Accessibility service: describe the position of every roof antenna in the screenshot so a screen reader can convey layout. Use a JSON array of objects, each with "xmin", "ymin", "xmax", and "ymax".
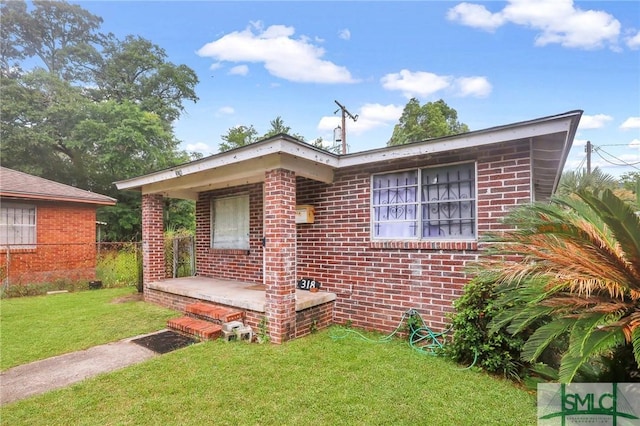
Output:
[{"xmin": 334, "ymin": 100, "xmax": 358, "ymax": 154}]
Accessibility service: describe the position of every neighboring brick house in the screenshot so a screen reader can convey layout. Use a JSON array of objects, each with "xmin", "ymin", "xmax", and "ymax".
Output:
[
  {"xmin": 0, "ymin": 167, "xmax": 116, "ymax": 286},
  {"xmin": 116, "ymin": 110, "xmax": 582, "ymax": 343}
]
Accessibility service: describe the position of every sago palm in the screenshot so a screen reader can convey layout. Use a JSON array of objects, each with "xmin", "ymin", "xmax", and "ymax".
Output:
[{"xmin": 484, "ymin": 187, "xmax": 640, "ymax": 382}]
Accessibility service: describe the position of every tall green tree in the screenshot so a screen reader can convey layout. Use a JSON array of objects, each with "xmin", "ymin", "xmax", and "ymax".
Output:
[
  {"xmin": 0, "ymin": 0, "xmax": 199, "ymax": 240},
  {"xmin": 219, "ymin": 125, "xmax": 258, "ymax": 152},
  {"xmin": 387, "ymin": 98, "xmax": 469, "ymax": 146},
  {"xmin": 92, "ymin": 35, "xmax": 198, "ymax": 123},
  {"xmin": 0, "ymin": 0, "xmax": 103, "ymax": 81},
  {"xmin": 220, "ymin": 117, "xmax": 311, "ymax": 152}
]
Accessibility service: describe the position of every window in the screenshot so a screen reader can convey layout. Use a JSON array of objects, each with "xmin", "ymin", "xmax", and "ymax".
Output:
[
  {"xmin": 0, "ymin": 202, "xmax": 36, "ymax": 247},
  {"xmin": 372, "ymin": 163, "xmax": 476, "ymax": 240},
  {"xmin": 211, "ymin": 194, "xmax": 249, "ymax": 249}
]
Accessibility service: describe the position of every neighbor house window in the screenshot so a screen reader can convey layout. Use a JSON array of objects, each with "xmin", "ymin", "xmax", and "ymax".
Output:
[
  {"xmin": 372, "ymin": 163, "xmax": 476, "ymax": 240},
  {"xmin": 211, "ymin": 194, "xmax": 249, "ymax": 249},
  {"xmin": 0, "ymin": 202, "xmax": 36, "ymax": 247}
]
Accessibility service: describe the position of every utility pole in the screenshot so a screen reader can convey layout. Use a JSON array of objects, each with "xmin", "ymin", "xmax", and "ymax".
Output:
[
  {"xmin": 585, "ymin": 140, "xmax": 592, "ymax": 174},
  {"xmin": 334, "ymin": 100, "xmax": 358, "ymax": 154}
]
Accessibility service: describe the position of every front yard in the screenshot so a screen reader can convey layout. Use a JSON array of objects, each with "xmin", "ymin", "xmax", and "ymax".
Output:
[{"xmin": 0, "ymin": 288, "xmax": 537, "ymax": 425}]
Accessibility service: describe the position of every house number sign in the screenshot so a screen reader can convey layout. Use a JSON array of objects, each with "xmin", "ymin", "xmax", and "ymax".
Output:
[{"xmin": 297, "ymin": 278, "xmax": 320, "ymax": 291}]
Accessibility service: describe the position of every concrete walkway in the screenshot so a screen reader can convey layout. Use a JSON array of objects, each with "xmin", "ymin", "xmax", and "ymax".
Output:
[{"xmin": 0, "ymin": 332, "xmax": 162, "ymax": 406}]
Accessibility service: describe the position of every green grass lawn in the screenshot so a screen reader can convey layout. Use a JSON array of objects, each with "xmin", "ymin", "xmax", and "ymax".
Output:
[
  {"xmin": 1, "ymin": 289, "xmax": 537, "ymax": 425},
  {"xmin": 0, "ymin": 287, "xmax": 179, "ymax": 370}
]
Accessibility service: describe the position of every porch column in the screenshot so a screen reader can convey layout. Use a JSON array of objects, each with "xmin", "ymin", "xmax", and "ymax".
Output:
[
  {"xmin": 264, "ymin": 169, "xmax": 297, "ymax": 344},
  {"xmin": 141, "ymin": 193, "xmax": 165, "ymax": 288}
]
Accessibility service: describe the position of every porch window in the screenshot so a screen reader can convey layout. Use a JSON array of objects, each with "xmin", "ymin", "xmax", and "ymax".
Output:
[
  {"xmin": 372, "ymin": 163, "xmax": 476, "ymax": 240},
  {"xmin": 0, "ymin": 202, "xmax": 36, "ymax": 247},
  {"xmin": 211, "ymin": 194, "xmax": 249, "ymax": 250}
]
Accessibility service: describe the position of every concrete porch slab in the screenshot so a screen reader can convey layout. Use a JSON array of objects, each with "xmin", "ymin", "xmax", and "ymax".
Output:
[{"xmin": 147, "ymin": 276, "xmax": 336, "ymax": 313}]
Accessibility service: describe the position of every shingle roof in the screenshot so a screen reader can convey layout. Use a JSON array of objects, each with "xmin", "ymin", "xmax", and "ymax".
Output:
[{"xmin": 0, "ymin": 167, "xmax": 116, "ymax": 206}]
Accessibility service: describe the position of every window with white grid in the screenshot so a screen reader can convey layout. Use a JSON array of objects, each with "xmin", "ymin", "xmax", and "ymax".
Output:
[
  {"xmin": 372, "ymin": 163, "xmax": 476, "ymax": 240},
  {"xmin": 0, "ymin": 203, "xmax": 36, "ymax": 247}
]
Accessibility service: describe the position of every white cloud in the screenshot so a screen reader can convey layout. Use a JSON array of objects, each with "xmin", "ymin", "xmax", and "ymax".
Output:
[
  {"xmin": 448, "ymin": 0, "xmax": 622, "ymax": 50},
  {"xmin": 578, "ymin": 114, "xmax": 613, "ymax": 129},
  {"xmin": 229, "ymin": 65, "xmax": 249, "ymax": 76},
  {"xmin": 197, "ymin": 21, "xmax": 357, "ymax": 84},
  {"xmin": 627, "ymin": 30, "xmax": 640, "ymax": 49},
  {"xmin": 620, "ymin": 116, "xmax": 640, "ymax": 130},
  {"xmin": 217, "ymin": 106, "xmax": 235, "ymax": 115},
  {"xmin": 381, "ymin": 70, "xmax": 452, "ymax": 98},
  {"xmin": 338, "ymin": 29, "xmax": 351, "ymax": 40},
  {"xmin": 381, "ymin": 69, "xmax": 492, "ymax": 98},
  {"xmin": 454, "ymin": 76, "xmax": 492, "ymax": 97},
  {"xmin": 572, "ymin": 138, "xmax": 588, "ymax": 147},
  {"xmin": 186, "ymin": 142, "xmax": 213, "ymax": 154},
  {"xmin": 317, "ymin": 103, "xmax": 403, "ymax": 136},
  {"xmin": 446, "ymin": 3, "xmax": 505, "ymax": 32},
  {"xmin": 209, "ymin": 62, "xmax": 223, "ymax": 71},
  {"xmin": 630, "ymin": 138, "xmax": 640, "ymax": 150}
]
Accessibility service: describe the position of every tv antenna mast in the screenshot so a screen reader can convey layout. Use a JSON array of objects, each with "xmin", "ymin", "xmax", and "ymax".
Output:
[{"xmin": 334, "ymin": 100, "xmax": 358, "ymax": 154}]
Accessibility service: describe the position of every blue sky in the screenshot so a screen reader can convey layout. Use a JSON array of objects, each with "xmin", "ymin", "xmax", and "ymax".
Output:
[{"xmin": 79, "ymin": 1, "xmax": 639, "ymax": 177}]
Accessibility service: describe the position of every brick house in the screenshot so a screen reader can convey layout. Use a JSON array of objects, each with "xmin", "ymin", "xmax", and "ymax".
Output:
[
  {"xmin": 0, "ymin": 167, "xmax": 116, "ymax": 286},
  {"xmin": 116, "ymin": 110, "xmax": 582, "ymax": 343}
]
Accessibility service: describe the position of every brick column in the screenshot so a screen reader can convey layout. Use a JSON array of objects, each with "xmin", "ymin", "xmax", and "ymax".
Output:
[
  {"xmin": 142, "ymin": 193, "xmax": 165, "ymax": 287},
  {"xmin": 264, "ymin": 169, "xmax": 297, "ymax": 344}
]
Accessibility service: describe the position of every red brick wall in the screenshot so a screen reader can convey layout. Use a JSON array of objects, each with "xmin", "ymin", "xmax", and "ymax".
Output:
[
  {"xmin": 296, "ymin": 141, "xmax": 532, "ymax": 332},
  {"xmin": 191, "ymin": 140, "xmax": 532, "ymax": 335},
  {"xmin": 142, "ymin": 194, "xmax": 165, "ymax": 285},
  {"xmin": 195, "ymin": 184, "xmax": 264, "ymax": 283},
  {"xmin": 263, "ymin": 169, "xmax": 297, "ymax": 343},
  {"xmin": 0, "ymin": 201, "xmax": 98, "ymax": 285}
]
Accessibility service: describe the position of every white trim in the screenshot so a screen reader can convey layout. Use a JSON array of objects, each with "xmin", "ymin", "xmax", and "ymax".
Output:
[{"xmin": 114, "ymin": 111, "xmax": 582, "ymax": 203}]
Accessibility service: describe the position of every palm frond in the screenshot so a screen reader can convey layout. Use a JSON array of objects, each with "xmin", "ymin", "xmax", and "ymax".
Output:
[
  {"xmin": 521, "ymin": 318, "xmax": 574, "ymax": 362},
  {"xmin": 558, "ymin": 328, "xmax": 625, "ymax": 382},
  {"xmin": 632, "ymin": 326, "xmax": 640, "ymax": 367},
  {"xmin": 576, "ymin": 189, "xmax": 640, "ymax": 282}
]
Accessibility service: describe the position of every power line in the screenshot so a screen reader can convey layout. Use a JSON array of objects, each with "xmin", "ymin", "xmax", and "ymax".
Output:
[{"xmin": 593, "ymin": 146, "xmax": 640, "ymax": 171}]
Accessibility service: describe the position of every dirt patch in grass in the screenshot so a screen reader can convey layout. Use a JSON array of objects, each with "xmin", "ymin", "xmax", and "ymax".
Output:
[
  {"xmin": 110, "ymin": 293, "xmax": 144, "ymax": 304},
  {"xmin": 132, "ymin": 330, "xmax": 197, "ymax": 354}
]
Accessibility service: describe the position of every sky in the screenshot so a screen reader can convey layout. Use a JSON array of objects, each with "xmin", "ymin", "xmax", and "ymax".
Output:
[{"xmin": 77, "ymin": 0, "xmax": 639, "ymax": 178}]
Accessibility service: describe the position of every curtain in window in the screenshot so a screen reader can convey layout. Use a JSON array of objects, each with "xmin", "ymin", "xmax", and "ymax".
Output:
[
  {"xmin": 421, "ymin": 164, "xmax": 475, "ymax": 238},
  {"xmin": 372, "ymin": 171, "xmax": 418, "ymax": 238},
  {"xmin": 212, "ymin": 195, "xmax": 249, "ymax": 249},
  {"xmin": 0, "ymin": 204, "xmax": 36, "ymax": 246}
]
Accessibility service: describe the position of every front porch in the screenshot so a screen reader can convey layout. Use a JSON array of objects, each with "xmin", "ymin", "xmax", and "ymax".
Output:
[{"xmin": 145, "ymin": 276, "xmax": 337, "ymax": 340}]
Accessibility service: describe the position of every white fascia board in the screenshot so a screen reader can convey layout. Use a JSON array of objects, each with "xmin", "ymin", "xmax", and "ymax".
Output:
[
  {"xmin": 115, "ymin": 138, "xmax": 338, "ymax": 191},
  {"xmin": 337, "ymin": 111, "xmax": 581, "ymax": 169}
]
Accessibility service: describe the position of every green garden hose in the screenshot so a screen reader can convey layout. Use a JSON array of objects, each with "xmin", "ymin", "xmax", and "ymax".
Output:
[{"xmin": 329, "ymin": 308, "xmax": 478, "ymax": 369}]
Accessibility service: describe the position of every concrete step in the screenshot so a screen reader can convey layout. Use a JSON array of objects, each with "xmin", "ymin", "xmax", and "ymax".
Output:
[
  {"xmin": 167, "ymin": 317, "xmax": 222, "ymax": 340},
  {"xmin": 185, "ymin": 302, "xmax": 244, "ymax": 323}
]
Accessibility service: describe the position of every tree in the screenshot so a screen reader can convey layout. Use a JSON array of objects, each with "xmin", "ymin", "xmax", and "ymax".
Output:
[
  {"xmin": 483, "ymin": 189, "xmax": 640, "ymax": 382},
  {"xmin": 1, "ymin": 0, "xmax": 103, "ymax": 81},
  {"xmin": 92, "ymin": 35, "xmax": 198, "ymax": 123},
  {"xmin": 219, "ymin": 125, "xmax": 258, "ymax": 152},
  {"xmin": 557, "ymin": 167, "xmax": 618, "ymax": 196},
  {"xmin": 387, "ymin": 98, "xmax": 469, "ymax": 146},
  {"xmin": 0, "ymin": 0, "xmax": 200, "ymax": 240}
]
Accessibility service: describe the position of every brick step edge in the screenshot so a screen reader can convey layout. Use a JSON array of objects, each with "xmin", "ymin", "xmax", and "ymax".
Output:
[
  {"xmin": 167, "ymin": 316, "xmax": 223, "ymax": 340},
  {"xmin": 185, "ymin": 302, "xmax": 244, "ymax": 323}
]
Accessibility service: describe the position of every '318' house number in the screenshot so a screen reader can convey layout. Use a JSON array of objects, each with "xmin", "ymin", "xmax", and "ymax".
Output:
[{"xmin": 297, "ymin": 278, "xmax": 320, "ymax": 291}]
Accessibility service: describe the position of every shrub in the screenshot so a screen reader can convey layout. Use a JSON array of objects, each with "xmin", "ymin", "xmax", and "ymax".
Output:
[
  {"xmin": 444, "ymin": 273, "xmax": 529, "ymax": 380},
  {"xmin": 0, "ymin": 279, "xmax": 90, "ymax": 298},
  {"xmin": 96, "ymin": 244, "xmax": 140, "ymax": 288}
]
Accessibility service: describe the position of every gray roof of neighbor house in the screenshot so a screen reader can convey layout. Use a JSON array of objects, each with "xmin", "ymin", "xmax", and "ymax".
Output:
[
  {"xmin": 115, "ymin": 110, "xmax": 583, "ymax": 202},
  {"xmin": 0, "ymin": 167, "xmax": 117, "ymax": 206}
]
